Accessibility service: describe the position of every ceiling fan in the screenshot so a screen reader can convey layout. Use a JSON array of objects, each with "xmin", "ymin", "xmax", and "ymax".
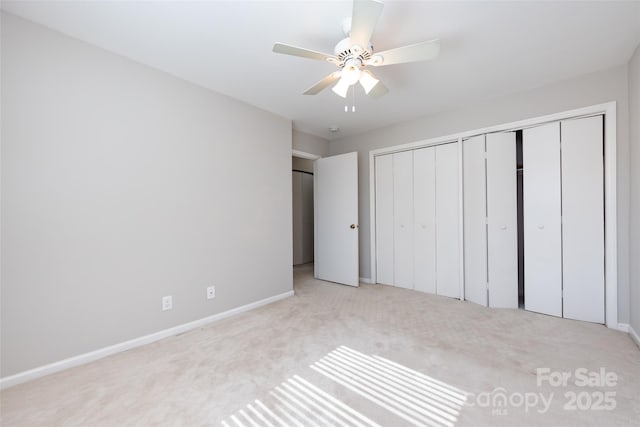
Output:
[{"xmin": 272, "ymin": 0, "xmax": 440, "ymax": 99}]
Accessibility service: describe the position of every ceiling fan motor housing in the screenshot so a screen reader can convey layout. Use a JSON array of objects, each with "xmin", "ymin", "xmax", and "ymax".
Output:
[{"xmin": 333, "ymin": 37, "xmax": 373, "ymax": 68}]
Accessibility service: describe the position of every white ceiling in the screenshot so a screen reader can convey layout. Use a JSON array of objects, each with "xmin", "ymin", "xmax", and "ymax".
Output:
[{"xmin": 3, "ymin": 1, "xmax": 640, "ymax": 140}]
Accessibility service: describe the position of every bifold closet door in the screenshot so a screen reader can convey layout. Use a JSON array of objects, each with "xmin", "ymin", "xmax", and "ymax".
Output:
[
  {"xmin": 486, "ymin": 132, "xmax": 518, "ymax": 308},
  {"xmin": 393, "ymin": 151, "xmax": 414, "ymax": 289},
  {"xmin": 561, "ymin": 116, "xmax": 604, "ymax": 323},
  {"xmin": 413, "ymin": 147, "xmax": 436, "ymax": 294},
  {"xmin": 523, "ymin": 122, "xmax": 562, "ymax": 317},
  {"xmin": 375, "ymin": 154, "xmax": 394, "ymax": 285},
  {"xmin": 435, "ymin": 143, "xmax": 460, "ymax": 298},
  {"xmin": 463, "ymin": 135, "xmax": 488, "ymax": 306}
]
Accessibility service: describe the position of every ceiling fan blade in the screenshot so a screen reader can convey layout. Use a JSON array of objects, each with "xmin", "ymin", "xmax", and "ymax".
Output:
[
  {"xmin": 349, "ymin": 0, "xmax": 384, "ymax": 51},
  {"xmin": 369, "ymin": 39, "xmax": 440, "ymax": 66},
  {"xmin": 368, "ymin": 79, "xmax": 388, "ymax": 99},
  {"xmin": 273, "ymin": 43, "xmax": 336, "ymax": 62},
  {"xmin": 303, "ymin": 72, "xmax": 342, "ymax": 95}
]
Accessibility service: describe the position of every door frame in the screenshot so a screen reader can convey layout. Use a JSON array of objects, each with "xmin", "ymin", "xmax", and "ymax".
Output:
[
  {"xmin": 292, "ymin": 149, "xmax": 321, "ymax": 161},
  {"xmin": 368, "ymin": 101, "xmax": 618, "ymax": 329},
  {"xmin": 291, "ymin": 149, "xmax": 321, "ymax": 269}
]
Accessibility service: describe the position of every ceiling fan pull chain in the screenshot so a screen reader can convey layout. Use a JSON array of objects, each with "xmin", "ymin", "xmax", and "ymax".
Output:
[{"xmin": 352, "ymin": 85, "xmax": 356, "ymax": 112}]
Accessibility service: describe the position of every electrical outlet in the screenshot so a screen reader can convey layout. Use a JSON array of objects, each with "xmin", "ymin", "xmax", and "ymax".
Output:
[
  {"xmin": 207, "ymin": 286, "xmax": 215, "ymax": 300},
  {"xmin": 162, "ymin": 296, "xmax": 172, "ymax": 311}
]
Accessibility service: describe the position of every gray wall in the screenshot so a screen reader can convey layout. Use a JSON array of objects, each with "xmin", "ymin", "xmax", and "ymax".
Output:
[
  {"xmin": 629, "ymin": 44, "xmax": 640, "ymax": 336},
  {"xmin": 329, "ymin": 65, "xmax": 631, "ymax": 324},
  {"xmin": 1, "ymin": 13, "xmax": 292, "ymax": 377},
  {"xmin": 292, "ymin": 129, "xmax": 329, "ymax": 158}
]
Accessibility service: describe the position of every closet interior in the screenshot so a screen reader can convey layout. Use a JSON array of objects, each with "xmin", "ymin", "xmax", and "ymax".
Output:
[
  {"xmin": 292, "ymin": 166, "xmax": 314, "ymax": 266},
  {"xmin": 373, "ymin": 114, "xmax": 606, "ymax": 324}
]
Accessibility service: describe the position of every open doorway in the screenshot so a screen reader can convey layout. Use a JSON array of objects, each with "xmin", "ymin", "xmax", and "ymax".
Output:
[{"xmin": 292, "ymin": 155, "xmax": 315, "ymax": 268}]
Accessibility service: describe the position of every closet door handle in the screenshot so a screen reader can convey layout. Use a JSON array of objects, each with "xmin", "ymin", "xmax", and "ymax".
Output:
[
  {"xmin": 537, "ymin": 224, "xmax": 545, "ymax": 230},
  {"xmin": 500, "ymin": 225, "xmax": 507, "ymax": 230},
  {"xmin": 350, "ymin": 224, "xmax": 358, "ymax": 229}
]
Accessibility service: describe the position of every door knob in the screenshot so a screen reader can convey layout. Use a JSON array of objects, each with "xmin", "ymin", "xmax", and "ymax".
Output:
[{"xmin": 350, "ymin": 224, "xmax": 358, "ymax": 229}]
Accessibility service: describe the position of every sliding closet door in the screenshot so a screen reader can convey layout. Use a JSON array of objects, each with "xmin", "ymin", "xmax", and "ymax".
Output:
[
  {"xmin": 486, "ymin": 132, "xmax": 518, "ymax": 309},
  {"xmin": 393, "ymin": 151, "xmax": 414, "ymax": 289},
  {"xmin": 523, "ymin": 122, "xmax": 562, "ymax": 317},
  {"xmin": 375, "ymin": 154, "xmax": 394, "ymax": 285},
  {"xmin": 435, "ymin": 143, "xmax": 460, "ymax": 298},
  {"xmin": 463, "ymin": 135, "xmax": 488, "ymax": 306},
  {"xmin": 413, "ymin": 147, "xmax": 436, "ymax": 294},
  {"xmin": 561, "ymin": 116, "xmax": 605, "ymax": 323}
]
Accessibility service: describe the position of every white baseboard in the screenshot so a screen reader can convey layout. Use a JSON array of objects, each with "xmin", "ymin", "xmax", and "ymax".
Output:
[
  {"xmin": 629, "ymin": 325, "xmax": 640, "ymax": 349},
  {"xmin": 359, "ymin": 277, "xmax": 374, "ymax": 284},
  {"xmin": 0, "ymin": 290, "xmax": 294, "ymax": 390},
  {"xmin": 617, "ymin": 323, "xmax": 629, "ymax": 333}
]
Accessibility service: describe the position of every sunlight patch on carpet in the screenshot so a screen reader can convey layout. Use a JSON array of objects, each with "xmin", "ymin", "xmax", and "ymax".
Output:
[{"xmin": 221, "ymin": 346, "xmax": 468, "ymax": 427}]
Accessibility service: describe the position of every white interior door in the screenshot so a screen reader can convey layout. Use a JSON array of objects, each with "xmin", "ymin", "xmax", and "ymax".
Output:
[
  {"xmin": 393, "ymin": 151, "xmax": 414, "ymax": 289},
  {"xmin": 463, "ymin": 135, "xmax": 488, "ymax": 306},
  {"xmin": 523, "ymin": 122, "xmax": 562, "ymax": 317},
  {"xmin": 435, "ymin": 143, "xmax": 460, "ymax": 298},
  {"xmin": 314, "ymin": 152, "xmax": 359, "ymax": 286},
  {"xmin": 375, "ymin": 154, "xmax": 394, "ymax": 285},
  {"xmin": 413, "ymin": 147, "xmax": 437, "ymax": 294},
  {"xmin": 561, "ymin": 116, "xmax": 605, "ymax": 323},
  {"xmin": 486, "ymin": 132, "xmax": 518, "ymax": 309}
]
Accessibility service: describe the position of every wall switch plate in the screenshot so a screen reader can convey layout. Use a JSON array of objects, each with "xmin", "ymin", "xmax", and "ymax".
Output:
[
  {"xmin": 162, "ymin": 296, "xmax": 172, "ymax": 311},
  {"xmin": 207, "ymin": 286, "xmax": 215, "ymax": 300}
]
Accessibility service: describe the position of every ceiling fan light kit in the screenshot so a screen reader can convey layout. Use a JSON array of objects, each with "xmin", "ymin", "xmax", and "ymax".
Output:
[
  {"xmin": 359, "ymin": 70, "xmax": 379, "ymax": 95},
  {"xmin": 272, "ymin": 0, "xmax": 440, "ymax": 100}
]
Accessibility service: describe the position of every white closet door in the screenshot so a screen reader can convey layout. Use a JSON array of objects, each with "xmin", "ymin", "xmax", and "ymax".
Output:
[
  {"xmin": 463, "ymin": 135, "xmax": 488, "ymax": 306},
  {"xmin": 561, "ymin": 116, "xmax": 605, "ymax": 323},
  {"xmin": 413, "ymin": 147, "xmax": 436, "ymax": 294},
  {"xmin": 375, "ymin": 154, "xmax": 394, "ymax": 285},
  {"xmin": 523, "ymin": 122, "xmax": 562, "ymax": 317},
  {"xmin": 435, "ymin": 143, "xmax": 460, "ymax": 298},
  {"xmin": 393, "ymin": 151, "xmax": 414, "ymax": 289},
  {"xmin": 486, "ymin": 132, "xmax": 518, "ymax": 309}
]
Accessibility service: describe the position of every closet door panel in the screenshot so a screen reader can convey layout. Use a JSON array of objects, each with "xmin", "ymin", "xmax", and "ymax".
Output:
[
  {"xmin": 486, "ymin": 132, "xmax": 518, "ymax": 309},
  {"xmin": 523, "ymin": 122, "xmax": 562, "ymax": 317},
  {"xmin": 561, "ymin": 116, "xmax": 605, "ymax": 323},
  {"xmin": 413, "ymin": 147, "xmax": 436, "ymax": 294},
  {"xmin": 393, "ymin": 151, "xmax": 414, "ymax": 289},
  {"xmin": 435, "ymin": 143, "xmax": 460, "ymax": 298},
  {"xmin": 375, "ymin": 155, "xmax": 394, "ymax": 285},
  {"xmin": 463, "ymin": 135, "xmax": 488, "ymax": 306}
]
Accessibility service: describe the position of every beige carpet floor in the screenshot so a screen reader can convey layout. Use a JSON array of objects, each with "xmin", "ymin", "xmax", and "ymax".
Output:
[{"xmin": 1, "ymin": 263, "xmax": 639, "ymax": 426}]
